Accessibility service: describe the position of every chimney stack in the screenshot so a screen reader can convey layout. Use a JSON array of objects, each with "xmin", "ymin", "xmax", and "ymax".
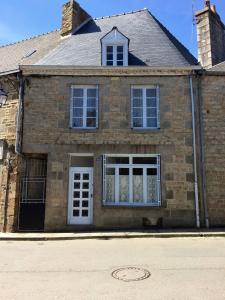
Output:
[
  {"xmin": 61, "ymin": 0, "xmax": 91, "ymax": 37},
  {"xmin": 205, "ymin": 0, "xmax": 210, "ymax": 8},
  {"xmin": 195, "ymin": 2, "xmax": 225, "ymax": 68}
]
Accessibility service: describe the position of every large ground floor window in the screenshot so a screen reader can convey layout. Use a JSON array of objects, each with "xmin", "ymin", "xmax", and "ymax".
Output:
[{"xmin": 103, "ymin": 154, "xmax": 161, "ymax": 207}]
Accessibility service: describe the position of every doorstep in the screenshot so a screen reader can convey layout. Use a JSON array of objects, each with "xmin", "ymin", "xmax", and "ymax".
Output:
[{"xmin": 0, "ymin": 229, "xmax": 225, "ymax": 241}]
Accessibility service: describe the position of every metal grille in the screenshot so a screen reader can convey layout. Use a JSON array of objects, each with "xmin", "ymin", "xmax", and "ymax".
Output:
[
  {"xmin": 21, "ymin": 158, "xmax": 47, "ymax": 204},
  {"xmin": 21, "ymin": 177, "xmax": 46, "ymax": 203}
]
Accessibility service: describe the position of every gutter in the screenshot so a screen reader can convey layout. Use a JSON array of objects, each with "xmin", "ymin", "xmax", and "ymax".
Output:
[
  {"xmin": 189, "ymin": 76, "xmax": 200, "ymax": 228},
  {"xmin": 20, "ymin": 65, "xmax": 202, "ymax": 72}
]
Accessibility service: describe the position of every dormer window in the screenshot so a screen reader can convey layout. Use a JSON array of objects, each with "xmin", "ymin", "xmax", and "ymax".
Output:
[
  {"xmin": 106, "ymin": 45, "xmax": 124, "ymax": 66},
  {"xmin": 101, "ymin": 27, "xmax": 129, "ymax": 66}
]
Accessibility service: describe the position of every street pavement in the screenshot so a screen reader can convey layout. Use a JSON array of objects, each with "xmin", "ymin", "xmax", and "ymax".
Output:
[{"xmin": 0, "ymin": 237, "xmax": 225, "ymax": 300}]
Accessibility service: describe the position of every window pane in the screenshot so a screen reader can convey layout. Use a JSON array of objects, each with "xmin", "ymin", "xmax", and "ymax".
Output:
[
  {"xmin": 73, "ymin": 89, "xmax": 83, "ymax": 97},
  {"xmin": 147, "ymin": 118, "xmax": 157, "ymax": 128},
  {"xmin": 87, "ymin": 108, "xmax": 96, "ymax": 118},
  {"xmin": 107, "ymin": 46, "xmax": 113, "ymax": 53},
  {"xmin": 117, "ymin": 53, "xmax": 123, "ymax": 60},
  {"xmin": 107, "ymin": 157, "xmax": 129, "ymax": 164},
  {"xmin": 106, "ymin": 168, "xmax": 115, "ymax": 202},
  {"xmin": 107, "ymin": 61, "xmax": 113, "ymax": 66},
  {"xmin": 107, "ymin": 54, "xmax": 113, "ymax": 60},
  {"xmin": 133, "ymin": 108, "xmax": 143, "ymax": 118},
  {"xmin": 87, "ymin": 98, "xmax": 96, "ymax": 107},
  {"xmin": 73, "ymin": 108, "xmax": 83, "ymax": 117},
  {"xmin": 72, "ymin": 118, "xmax": 83, "ymax": 127},
  {"xmin": 119, "ymin": 168, "xmax": 129, "ymax": 202},
  {"xmin": 133, "ymin": 118, "xmax": 143, "ymax": 128},
  {"xmin": 133, "ymin": 98, "xmax": 143, "ymax": 107},
  {"xmin": 87, "ymin": 89, "xmax": 97, "ymax": 98},
  {"xmin": 146, "ymin": 98, "xmax": 157, "ymax": 107},
  {"xmin": 133, "ymin": 168, "xmax": 143, "ymax": 202},
  {"xmin": 133, "ymin": 89, "xmax": 143, "ymax": 98},
  {"xmin": 147, "ymin": 168, "xmax": 158, "ymax": 204},
  {"xmin": 147, "ymin": 108, "xmax": 157, "ymax": 118},
  {"xmin": 133, "ymin": 157, "xmax": 157, "ymax": 165},
  {"xmin": 117, "ymin": 61, "xmax": 123, "ymax": 66},
  {"xmin": 146, "ymin": 89, "xmax": 157, "ymax": 97},
  {"xmin": 73, "ymin": 98, "xmax": 83, "ymax": 107},
  {"xmin": 86, "ymin": 118, "xmax": 96, "ymax": 128},
  {"xmin": 117, "ymin": 46, "xmax": 123, "ymax": 53}
]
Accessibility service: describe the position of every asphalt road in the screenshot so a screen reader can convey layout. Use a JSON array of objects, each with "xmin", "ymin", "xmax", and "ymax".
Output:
[{"xmin": 0, "ymin": 237, "xmax": 225, "ymax": 300}]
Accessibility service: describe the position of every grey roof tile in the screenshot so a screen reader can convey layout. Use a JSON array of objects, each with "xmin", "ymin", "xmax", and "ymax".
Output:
[
  {"xmin": 209, "ymin": 61, "xmax": 225, "ymax": 71},
  {"xmin": 0, "ymin": 30, "xmax": 61, "ymax": 74},
  {"xmin": 37, "ymin": 10, "xmax": 197, "ymax": 67}
]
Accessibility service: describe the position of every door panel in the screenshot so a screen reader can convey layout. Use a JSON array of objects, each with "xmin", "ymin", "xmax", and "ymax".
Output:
[{"xmin": 69, "ymin": 168, "xmax": 93, "ymax": 225}]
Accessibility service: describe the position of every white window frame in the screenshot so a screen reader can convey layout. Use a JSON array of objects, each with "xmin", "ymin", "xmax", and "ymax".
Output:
[
  {"xmin": 103, "ymin": 154, "xmax": 161, "ymax": 207},
  {"xmin": 131, "ymin": 85, "xmax": 160, "ymax": 129},
  {"xmin": 70, "ymin": 85, "xmax": 98, "ymax": 129},
  {"xmin": 104, "ymin": 44, "xmax": 127, "ymax": 66}
]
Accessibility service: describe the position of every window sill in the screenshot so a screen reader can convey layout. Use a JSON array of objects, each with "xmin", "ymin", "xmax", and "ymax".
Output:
[
  {"xmin": 132, "ymin": 128, "xmax": 160, "ymax": 131},
  {"xmin": 69, "ymin": 127, "xmax": 98, "ymax": 133},
  {"xmin": 102, "ymin": 203, "xmax": 161, "ymax": 208}
]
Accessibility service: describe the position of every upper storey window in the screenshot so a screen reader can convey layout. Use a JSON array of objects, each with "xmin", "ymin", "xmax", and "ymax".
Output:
[{"xmin": 101, "ymin": 27, "xmax": 129, "ymax": 66}]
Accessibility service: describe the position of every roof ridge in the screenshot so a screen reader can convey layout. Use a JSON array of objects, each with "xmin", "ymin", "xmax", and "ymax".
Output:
[
  {"xmin": 0, "ymin": 29, "xmax": 59, "ymax": 49},
  {"xmin": 94, "ymin": 8, "xmax": 148, "ymax": 20}
]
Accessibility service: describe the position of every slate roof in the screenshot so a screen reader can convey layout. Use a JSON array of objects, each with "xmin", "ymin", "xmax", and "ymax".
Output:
[
  {"xmin": 0, "ymin": 30, "xmax": 61, "ymax": 75},
  {"xmin": 209, "ymin": 61, "xmax": 225, "ymax": 71},
  {"xmin": 37, "ymin": 9, "xmax": 198, "ymax": 67}
]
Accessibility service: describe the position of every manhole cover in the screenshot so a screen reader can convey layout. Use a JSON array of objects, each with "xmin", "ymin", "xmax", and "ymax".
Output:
[{"xmin": 112, "ymin": 267, "xmax": 151, "ymax": 282}]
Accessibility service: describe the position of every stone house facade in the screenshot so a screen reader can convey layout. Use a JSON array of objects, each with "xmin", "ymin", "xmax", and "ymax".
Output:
[{"xmin": 0, "ymin": 0, "xmax": 225, "ymax": 231}]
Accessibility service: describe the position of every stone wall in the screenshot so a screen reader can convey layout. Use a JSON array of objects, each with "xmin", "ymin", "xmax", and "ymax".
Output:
[
  {"xmin": 0, "ymin": 76, "xmax": 20, "ymax": 232},
  {"xmin": 22, "ymin": 75, "xmax": 197, "ymax": 230},
  {"xmin": 201, "ymin": 74, "xmax": 225, "ymax": 226}
]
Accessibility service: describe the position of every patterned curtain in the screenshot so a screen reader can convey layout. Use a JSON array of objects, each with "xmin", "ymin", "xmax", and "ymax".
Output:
[
  {"xmin": 147, "ymin": 175, "xmax": 157, "ymax": 204},
  {"xmin": 106, "ymin": 175, "xmax": 115, "ymax": 202},
  {"xmin": 119, "ymin": 175, "xmax": 129, "ymax": 202},
  {"xmin": 133, "ymin": 175, "xmax": 143, "ymax": 202}
]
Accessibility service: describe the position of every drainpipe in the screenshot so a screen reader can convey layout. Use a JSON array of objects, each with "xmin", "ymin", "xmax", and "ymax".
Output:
[
  {"xmin": 189, "ymin": 76, "xmax": 200, "ymax": 228},
  {"xmin": 15, "ymin": 74, "xmax": 24, "ymax": 155}
]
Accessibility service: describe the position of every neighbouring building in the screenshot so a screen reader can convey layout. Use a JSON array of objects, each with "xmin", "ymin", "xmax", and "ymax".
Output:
[{"xmin": 0, "ymin": 0, "xmax": 225, "ymax": 232}]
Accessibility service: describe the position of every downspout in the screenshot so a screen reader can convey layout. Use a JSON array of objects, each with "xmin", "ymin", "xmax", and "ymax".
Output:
[
  {"xmin": 189, "ymin": 75, "xmax": 200, "ymax": 228},
  {"xmin": 197, "ymin": 73, "xmax": 210, "ymax": 228}
]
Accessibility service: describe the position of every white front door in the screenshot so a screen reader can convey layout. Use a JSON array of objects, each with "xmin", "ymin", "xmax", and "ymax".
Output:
[{"xmin": 68, "ymin": 167, "xmax": 93, "ymax": 225}]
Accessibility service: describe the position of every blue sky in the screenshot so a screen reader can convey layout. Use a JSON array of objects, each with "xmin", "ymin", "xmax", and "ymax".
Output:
[{"xmin": 0, "ymin": 0, "xmax": 224, "ymax": 57}]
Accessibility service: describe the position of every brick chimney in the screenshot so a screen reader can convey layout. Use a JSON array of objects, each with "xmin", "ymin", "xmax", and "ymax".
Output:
[
  {"xmin": 195, "ymin": 1, "xmax": 225, "ymax": 68},
  {"xmin": 61, "ymin": 0, "xmax": 91, "ymax": 37}
]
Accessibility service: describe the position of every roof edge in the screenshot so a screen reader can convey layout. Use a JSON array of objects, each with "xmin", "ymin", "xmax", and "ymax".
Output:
[
  {"xmin": 0, "ymin": 69, "xmax": 20, "ymax": 76},
  {"xmin": 20, "ymin": 65, "xmax": 202, "ymax": 76}
]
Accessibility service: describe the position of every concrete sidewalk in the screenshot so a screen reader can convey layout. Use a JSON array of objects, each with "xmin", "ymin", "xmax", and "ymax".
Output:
[{"xmin": 0, "ymin": 229, "xmax": 225, "ymax": 241}]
